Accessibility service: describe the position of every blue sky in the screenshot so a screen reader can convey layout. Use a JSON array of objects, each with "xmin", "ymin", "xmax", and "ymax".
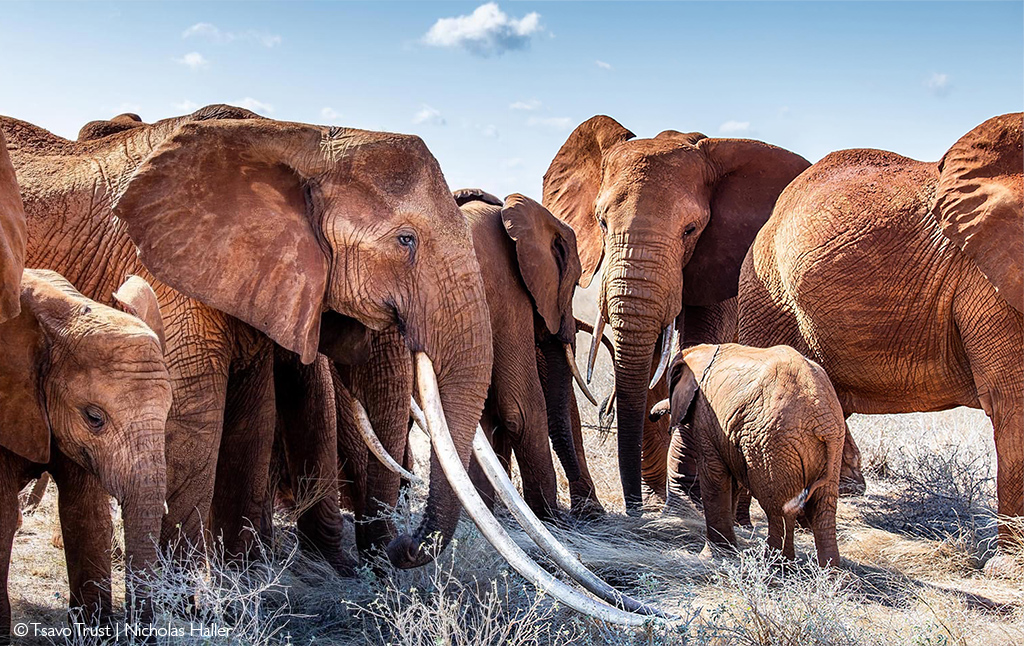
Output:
[{"xmin": 2, "ymin": 2, "xmax": 1020, "ymax": 199}]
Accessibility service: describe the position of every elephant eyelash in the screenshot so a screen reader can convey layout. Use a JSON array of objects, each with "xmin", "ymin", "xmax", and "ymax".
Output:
[
  {"xmin": 82, "ymin": 405, "xmax": 107, "ymax": 433},
  {"xmin": 683, "ymin": 224, "xmax": 697, "ymax": 237}
]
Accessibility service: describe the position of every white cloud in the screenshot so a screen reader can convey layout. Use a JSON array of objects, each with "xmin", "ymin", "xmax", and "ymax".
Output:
[
  {"xmin": 526, "ymin": 116, "xmax": 573, "ymax": 130},
  {"xmin": 413, "ymin": 105, "xmax": 445, "ymax": 126},
  {"xmin": 480, "ymin": 124, "xmax": 499, "ymax": 138},
  {"xmin": 423, "ymin": 3, "xmax": 543, "ymax": 57},
  {"xmin": 173, "ymin": 99, "xmax": 200, "ymax": 112},
  {"xmin": 509, "ymin": 99, "xmax": 541, "ymax": 111},
  {"xmin": 320, "ymin": 107, "xmax": 343, "ymax": 123},
  {"xmin": 183, "ymin": 22, "xmax": 281, "ymax": 47},
  {"xmin": 174, "ymin": 52, "xmax": 208, "ymax": 69},
  {"xmin": 595, "ymin": 60, "xmax": 612, "ymax": 70},
  {"xmin": 236, "ymin": 97, "xmax": 274, "ymax": 114},
  {"xmin": 925, "ymin": 72, "xmax": 951, "ymax": 97},
  {"xmin": 719, "ymin": 120, "xmax": 751, "ymax": 134}
]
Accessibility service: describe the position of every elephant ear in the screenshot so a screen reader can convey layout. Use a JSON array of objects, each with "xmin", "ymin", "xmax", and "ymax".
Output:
[
  {"xmin": 0, "ymin": 130, "xmax": 26, "ymax": 323},
  {"xmin": 501, "ymin": 193, "xmax": 583, "ymax": 339},
  {"xmin": 655, "ymin": 130, "xmax": 707, "ymax": 146},
  {"xmin": 687, "ymin": 138, "xmax": 810, "ymax": 306},
  {"xmin": 543, "ymin": 116, "xmax": 634, "ymax": 288},
  {"xmin": 934, "ymin": 113, "xmax": 1023, "ymax": 313},
  {"xmin": 667, "ymin": 359, "xmax": 699, "ymax": 429},
  {"xmin": 453, "ymin": 188, "xmax": 503, "ymax": 207},
  {"xmin": 112, "ymin": 120, "xmax": 330, "ymax": 364},
  {"xmin": 113, "ymin": 275, "xmax": 166, "ymax": 352},
  {"xmin": 0, "ymin": 273, "xmax": 51, "ymax": 463}
]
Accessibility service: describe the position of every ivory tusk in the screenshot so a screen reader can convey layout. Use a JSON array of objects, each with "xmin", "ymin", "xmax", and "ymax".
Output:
[
  {"xmin": 586, "ymin": 310, "xmax": 605, "ymax": 383},
  {"xmin": 603, "ymin": 385, "xmax": 616, "ymax": 418},
  {"xmin": 473, "ymin": 424, "xmax": 673, "ymax": 618},
  {"xmin": 648, "ymin": 320, "xmax": 675, "ymax": 390},
  {"xmin": 414, "ymin": 353, "xmax": 662, "ymax": 626},
  {"xmin": 352, "ymin": 398, "xmax": 423, "ymax": 485},
  {"xmin": 565, "ymin": 344, "xmax": 599, "ymax": 406},
  {"xmin": 409, "ymin": 397, "xmax": 429, "ymax": 438}
]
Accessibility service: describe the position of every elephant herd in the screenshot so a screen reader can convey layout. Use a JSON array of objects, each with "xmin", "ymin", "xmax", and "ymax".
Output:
[{"xmin": 0, "ymin": 105, "xmax": 1020, "ymax": 634}]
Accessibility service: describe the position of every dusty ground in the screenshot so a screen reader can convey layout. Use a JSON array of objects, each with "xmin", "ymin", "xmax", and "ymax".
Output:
[{"xmin": 8, "ymin": 279, "xmax": 1024, "ymax": 644}]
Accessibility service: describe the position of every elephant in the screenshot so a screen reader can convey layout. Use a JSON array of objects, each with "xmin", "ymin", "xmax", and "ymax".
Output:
[
  {"xmin": 2, "ymin": 104, "xmax": 493, "ymax": 571},
  {"xmin": 0, "ymin": 270, "xmax": 171, "ymax": 638},
  {"xmin": 543, "ymin": 116, "xmax": 810, "ymax": 514},
  {"xmin": 737, "ymin": 113, "xmax": 1023, "ymax": 559},
  {"xmin": 0, "ymin": 130, "xmax": 25, "ymax": 323},
  {"xmin": 659, "ymin": 344, "xmax": 845, "ymax": 567},
  {"xmin": 77, "ymin": 112, "xmax": 145, "ymax": 141}
]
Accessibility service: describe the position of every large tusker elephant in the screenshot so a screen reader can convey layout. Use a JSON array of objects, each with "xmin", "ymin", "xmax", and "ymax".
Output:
[
  {"xmin": 0, "ymin": 130, "xmax": 25, "ymax": 323},
  {"xmin": 2, "ymin": 105, "xmax": 493, "ymax": 570},
  {"xmin": 455, "ymin": 189, "xmax": 601, "ymax": 519},
  {"xmin": 0, "ymin": 271, "xmax": 171, "ymax": 637},
  {"xmin": 661, "ymin": 344, "xmax": 845, "ymax": 567},
  {"xmin": 543, "ymin": 116, "xmax": 810, "ymax": 513},
  {"xmin": 737, "ymin": 113, "xmax": 1023, "ymax": 557}
]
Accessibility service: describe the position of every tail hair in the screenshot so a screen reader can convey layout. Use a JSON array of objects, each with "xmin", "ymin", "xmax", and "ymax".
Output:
[{"xmin": 783, "ymin": 488, "xmax": 810, "ymax": 515}]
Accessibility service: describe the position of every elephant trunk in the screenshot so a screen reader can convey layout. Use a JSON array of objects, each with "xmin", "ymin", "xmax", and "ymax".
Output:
[
  {"xmin": 387, "ymin": 253, "xmax": 493, "ymax": 569},
  {"xmin": 118, "ymin": 458, "xmax": 167, "ymax": 626},
  {"xmin": 538, "ymin": 336, "xmax": 582, "ymax": 482},
  {"xmin": 604, "ymin": 246, "xmax": 681, "ymax": 514}
]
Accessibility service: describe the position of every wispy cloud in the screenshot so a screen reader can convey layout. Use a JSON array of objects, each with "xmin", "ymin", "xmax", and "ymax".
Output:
[
  {"xmin": 424, "ymin": 3, "xmax": 543, "ymax": 57},
  {"xmin": 480, "ymin": 124, "xmax": 499, "ymax": 138},
  {"xmin": 719, "ymin": 120, "xmax": 751, "ymax": 134},
  {"xmin": 183, "ymin": 22, "xmax": 281, "ymax": 47},
  {"xmin": 413, "ymin": 104, "xmax": 446, "ymax": 126},
  {"xmin": 320, "ymin": 107, "xmax": 343, "ymax": 123},
  {"xmin": 174, "ymin": 52, "xmax": 208, "ymax": 70},
  {"xmin": 595, "ymin": 60, "xmax": 612, "ymax": 70},
  {"xmin": 173, "ymin": 99, "xmax": 200, "ymax": 112},
  {"xmin": 236, "ymin": 97, "xmax": 274, "ymax": 114},
  {"xmin": 924, "ymin": 72, "xmax": 951, "ymax": 97},
  {"xmin": 526, "ymin": 116, "xmax": 573, "ymax": 131},
  {"xmin": 509, "ymin": 99, "xmax": 541, "ymax": 111}
]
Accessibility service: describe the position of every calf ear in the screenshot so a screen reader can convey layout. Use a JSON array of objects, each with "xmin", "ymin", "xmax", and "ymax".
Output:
[
  {"xmin": 0, "ymin": 281, "xmax": 50, "ymax": 464},
  {"xmin": 668, "ymin": 362, "xmax": 699, "ymax": 429},
  {"xmin": 934, "ymin": 113, "xmax": 1023, "ymax": 313},
  {"xmin": 113, "ymin": 275, "xmax": 166, "ymax": 352}
]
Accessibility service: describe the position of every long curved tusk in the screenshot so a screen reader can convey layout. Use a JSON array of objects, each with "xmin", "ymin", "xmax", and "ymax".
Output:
[
  {"xmin": 352, "ymin": 399, "xmax": 423, "ymax": 485},
  {"xmin": 586, "ymin": 310, "xmax": 605, "ymax": 383},
  {"xmin": 473, "ymin": 425, "xmax": 673, "ymax": 618},
  {"xmin": 565, "ymin": 344, "xmax": 599, "ymax": 406},
  {"xmin": 414, "ymin": 353, "xmax": 661, "ymax": 626},
  {"xmin": 648, "ymin": 319, "xmax": 675, "ymax": 390},
  {"xmin": 604, "ymin": 384, "xmax": 616, "ymax": 418},
  {"xmin": 409, "ymin": 397, "xmax": 429, "ymax": 438}
]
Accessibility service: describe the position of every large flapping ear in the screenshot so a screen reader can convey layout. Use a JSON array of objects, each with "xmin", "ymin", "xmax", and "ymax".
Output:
[
  {"xmin": 0, "ymin": 130, "xmax": 27, "ymax": 323},
  {"xmin": 542, "ymin": 116, "xmax": 634, "ymax": 288},
  {"xmin": 500, "ymin": 193, "xmax": 583, "ymax": 338},
  {"xmin": 112, "ymin": 119, "xmax": 330, "ymax": 363},
  {"xmin": 452, "ymin": 188, "xmax": 503, "ymax": 207},
  {"xmin": 934, "ymin": 113, "xmax": 1023, "ymax": 313},
  {"xmin": 667, "ymin": 358, "xmax": 699, "ymax": 429},
  {"xmin": 113, "ymin": 275, "xmax": 166, "ymax": 352},
  {"xmin": 685, "ymin": 138, "xmax": 810, "ymax": 306},
  {"xmin": 0, "ymin": 272, "xmax": 51, "ymax": 463}
]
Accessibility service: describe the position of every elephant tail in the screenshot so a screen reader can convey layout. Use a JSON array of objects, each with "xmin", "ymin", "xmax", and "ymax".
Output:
[{"xmin": 783, "ymin": 430, "xmax": 842, "ymax": 516}]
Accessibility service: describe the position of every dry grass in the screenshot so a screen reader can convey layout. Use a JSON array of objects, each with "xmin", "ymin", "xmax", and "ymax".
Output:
[{"xmin": 8, "ymin": 287, "xmax": 1024, "ymax": 644}]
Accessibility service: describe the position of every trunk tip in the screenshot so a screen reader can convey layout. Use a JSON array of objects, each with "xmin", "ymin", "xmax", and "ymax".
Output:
[{"xmin": 386, "ymin": 533, "xmax": 433, "ymax": 569}]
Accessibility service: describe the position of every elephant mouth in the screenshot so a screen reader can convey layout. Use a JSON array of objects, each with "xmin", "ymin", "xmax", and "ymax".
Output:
[{"xmin": 366, "ymin": 353, "xmax": 676, "ymax": 626}]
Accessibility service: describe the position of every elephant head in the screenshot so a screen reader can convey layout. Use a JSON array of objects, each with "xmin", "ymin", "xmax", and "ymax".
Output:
[
  {"xmin": 456, "ymin": 189, "xmax": 587, "ymax": 484},
  {"xmin": 110, "ymin": 110, "xmax": 493, "ymax": 568},
  {"xmin": 933, "ymin": 112, "xmax": 1023, "ymax": 313},
  {"xmin": 0, "ymin": 270, "xmax": 171, "ymax": 621},
  {"xmin": 0, "ymin": 130, "xmax": 26, "ymax": 322},
  {"xmin": 543, "ymin": 115, "xmax": 809, "ymax": 511}
]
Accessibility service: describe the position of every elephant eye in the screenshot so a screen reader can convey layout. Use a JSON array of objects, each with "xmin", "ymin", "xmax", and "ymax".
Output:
[
  {"xmin": 82, "ymin": 405, "xmax": 107, "ymax": 433},
  {"xmin": 397, "ymin": 232, "xmax": 417, "ymax": 248},
  {"xmin": 683, "ymin": 224, "xmax": 697, "ymax": 237},
  {"xmin": 597, "ymin": 216, "xmax": 608, "ymax": 232}
]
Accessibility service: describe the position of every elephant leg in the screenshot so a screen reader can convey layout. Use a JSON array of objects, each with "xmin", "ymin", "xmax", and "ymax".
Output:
[
  {"xmin": 567, "ymin": 389, "xmax": 605, "ymax": 518},
  {"xmin": 666, "ymin": 419, "xmax": 701, "ymax": 512},
  {"xmin": 50, "ymin": 454, "xmax": 112, "ymax": 625},
  {"xmin": 735, "ymin": 488, "xmax": 753, "ymax": 526},
  {"xmin": 211, "ymin": 339, "xmax": 276, "ymax": 559},
  {"xmin": 766, "ymin": 514, "xmax": 785, "ymax": 554},
  {"xmin": 0, "ymin": 456, "xmax": 21, "ymax": 641},
  {"xmin": 275, "ymin": 351, "xmax": 352, "ymax": 575},
  {"xmin": 332, "ymin": 377, "xmax": 367, "ymax": 520},
  {"xmin": 641, "ymin": 375, "xmax": 671, "ymax": 505},
  {"xmin": 809, "ymin": 498, "xmax": 840, "ymax": 567},
  {"xmin": 783, "ymin": 516, "xmax": 796, "ymax": 560},
  {"xmin": 699, "ymin": 456, "xmax": 737, "ymax": 549}
]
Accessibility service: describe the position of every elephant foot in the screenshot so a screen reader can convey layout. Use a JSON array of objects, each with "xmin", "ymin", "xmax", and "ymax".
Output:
[
  {"xmin": 569, "ymin": 498, "xmax": 606, "ymax": 521},
  {"xmin": 386, "ymin": 534, "xmax": 430, "ymax": 569},
  {"xmin": 983, "ymin": 553, "xmax": 1022, "ymax": 579}
]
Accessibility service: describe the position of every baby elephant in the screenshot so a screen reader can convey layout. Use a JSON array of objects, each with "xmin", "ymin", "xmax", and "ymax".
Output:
[
  {"xmin": 660, "ymin": 343, "xmax": 845, "ymax": 566},
  {"xmin": 0, "ymin": 270, "xmax": 172, "ymax": 638}
]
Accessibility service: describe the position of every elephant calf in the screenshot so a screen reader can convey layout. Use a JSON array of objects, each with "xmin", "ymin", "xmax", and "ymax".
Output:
[
  {"xmin": 660, "ymin": 343, "xmax": 845, "ymax": 566},
  {"xmin": 0, "ymin": 271, "xmax": 171, "ymax": 638}
]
